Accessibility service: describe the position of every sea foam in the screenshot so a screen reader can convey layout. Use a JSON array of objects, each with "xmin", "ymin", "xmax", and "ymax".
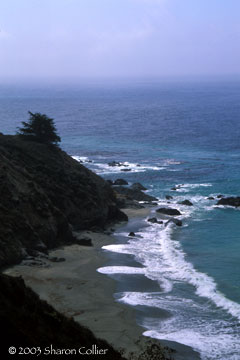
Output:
[
  {"xmin": 72, "ymin": 156, "xmax": 176, "ymax": 174},
  {"xmin": 173, "ymin": 183, "xmax": 213, "ymax": 193},
  {"xmin": 99, "ymin": 208, "xmax": 240, "ymax": 359}
]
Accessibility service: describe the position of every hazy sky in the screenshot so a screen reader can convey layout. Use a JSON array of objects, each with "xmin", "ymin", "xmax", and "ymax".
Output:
[{"xmin": 0, "ymin": 0, "xmax": 240, "ymax": 80}]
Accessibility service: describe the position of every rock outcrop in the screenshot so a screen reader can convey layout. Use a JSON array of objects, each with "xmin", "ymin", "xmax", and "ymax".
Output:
[
  {"xmin": 128, "ymin": 232, "xmax": 136, "ymax": 237},
  {"xmin": 108, "ymin": 161, "xmax": 124, "ymax": 167},
  {"xmin": 130, "ymin": 183, "xmax": 147, "ymax": 191},
  {"xmin": 0, "ymin": 135, "xmax": 127, "ymax": 267},
  {"xmin": 114, "ymin": 186, "xmax": 157, "ymax": 202},
  {"xmin": 165, "ymin": 218, "xmax": 183, "ymax": 227},
  {"xmin": 156, "ymin": 208, "xmax": 182, "ymax": 216},
  {"xmin": 217, "ymin": 197, "xmax": 240, "ymax": 207},
  {"xmin": 147, "ymin": 217, "xmax": 163, "ymax": 224},
  {"xmin": 178, "ymin": 200, "xmax": 193, "ymax": 206},
  {"xmin": 113, "ymin": 178, "xmax": 128, "ymax": 185}
]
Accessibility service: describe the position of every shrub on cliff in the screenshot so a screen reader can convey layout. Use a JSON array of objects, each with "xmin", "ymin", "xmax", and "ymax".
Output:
[{"xmin": 17, "ymin": 112, "xmax": 61, "ymax": 145}]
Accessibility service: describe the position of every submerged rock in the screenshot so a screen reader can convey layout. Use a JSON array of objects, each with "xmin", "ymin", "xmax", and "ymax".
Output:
[
  {"xmin": 171, "ymin": 185, "xmax": 181, "ymax": 191},
  {"xmin": 156, "ymin": 208, "xmax": 182, "ymax": 216},
  {"xmin": 108, "ymin": 161, "xmax": 123, "ymax": 167},
  {"xmin": 207, "ymin": 196, "xmax": 214, "ymax": 200},
  {"xmin": 147, "ymin": 217, "xmax": 163, "ymax": 224},
  {"xmin": 217, "ymin": 197, "xmax": 240, "ymax": 207},
  {"xmin": 165, "ymin": 195, "xmax": 173, "ymax": 200},
  {"xmin": 217, "ymin": 194, "xmax": 224, "ymax": 199},
  {"xmin": 165, "ymin": 218, "xmax": 183, "ymax": 227},
  {"xmin": 121, "ymin": 168, "xmax": 131, "ymax": 172},
  {"xmin": 178, "ymin": 200, "xmax": 193, "ymax": 206}
]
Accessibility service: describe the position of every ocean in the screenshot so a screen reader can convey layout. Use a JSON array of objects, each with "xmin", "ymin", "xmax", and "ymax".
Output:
[{"xmin": 1, "ymin": 79, "xmax": 240, "ymax": 359}]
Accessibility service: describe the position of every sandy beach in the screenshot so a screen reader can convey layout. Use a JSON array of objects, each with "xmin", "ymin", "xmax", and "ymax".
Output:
[{"xmin": 4, "ymin": 208, "xmax": 200, "ymax": 360}]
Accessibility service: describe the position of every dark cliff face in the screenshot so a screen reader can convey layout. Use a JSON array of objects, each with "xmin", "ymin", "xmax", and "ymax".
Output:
[
  {"xmin": 0, "ymin": 135, "xmax": 127, "ymax": 267},
  {"xmin": 0, "ymin": 274, "xmax": 125, "ymax": 359}
]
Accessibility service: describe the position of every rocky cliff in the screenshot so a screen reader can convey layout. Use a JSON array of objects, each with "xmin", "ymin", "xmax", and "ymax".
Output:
[
  {"xmin": 0, "ymin": 273, "xmax": 125, "ymax": 359},
  {"xmin": 0, "ymin": 135, "xmax": 127, "ymax": 267}
]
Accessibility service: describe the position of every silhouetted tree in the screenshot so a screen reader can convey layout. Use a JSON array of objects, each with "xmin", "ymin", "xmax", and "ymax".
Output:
[{"xmin": 17, "ymin": 112, "xmax": 61, "ymax": 145}]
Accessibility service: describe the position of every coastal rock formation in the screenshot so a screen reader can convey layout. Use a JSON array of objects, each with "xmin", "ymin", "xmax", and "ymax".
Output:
[
  {"xmin": 106, "ymin": 179, "xmax": 114, "ymax": 185},
  {"xmin": 165, "ymin": 218, "xmax": 183, "ymax": 227},
  {"xmin": 130, "ymin": 182, "xmax": 147, "ymax": 191},
  {"xmin": 171, "ymin": 185, "xmax": 181, "ymax": 191},
  {"xmin": 128, "ymin": 232, "xmax": 136, "ymax": 237},
  {"xmin": 72, "ymin": 233, "xmax": 93, "ymax": 246},
  {"xmin": 147, "ymin": 217, "xmax": 163, "ymax": 224},
  {"xmin": 114, "ymin": 178, "xmax": 128, "ymax": 185},
  {"xmin": 217, "ymin": 197, "xmax": 240, "ymax": 207},
  {"xmin": 108, "ymin": 161, "xmax": 124, "ymax": 167},
  {"xmin": 115, "ymin": 196, "xmax": 145, "ymax": 209},
  {"xmin": 114, "ymin": 186, "xmax": 157, "ymax": 202},
  {"xmin": 0, "ymin": 135, "xmax": 127, "ymax": 267},
  {"xmin": 178, "ymin": 200, "xmax": 193, "ymax": 206},
  {"xmin": 156, "ymin": 208, "xmax": 182, "ymax": 216}
]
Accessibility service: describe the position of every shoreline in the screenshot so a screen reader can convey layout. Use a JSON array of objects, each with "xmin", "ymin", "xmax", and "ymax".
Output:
[{"xmin": 4, "ymin": 207, "xmax": 200, "ymax": 360}]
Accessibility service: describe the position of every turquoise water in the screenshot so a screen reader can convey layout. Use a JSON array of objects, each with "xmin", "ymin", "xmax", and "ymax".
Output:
[{"xmin": 1, "ymin": 79, "xmax": 240, "ymax": 359}]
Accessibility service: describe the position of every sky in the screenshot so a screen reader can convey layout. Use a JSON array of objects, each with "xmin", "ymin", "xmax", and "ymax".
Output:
[{"xmin": 0, "ymin": 0, "xmax": 240, "ymax": 81}]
